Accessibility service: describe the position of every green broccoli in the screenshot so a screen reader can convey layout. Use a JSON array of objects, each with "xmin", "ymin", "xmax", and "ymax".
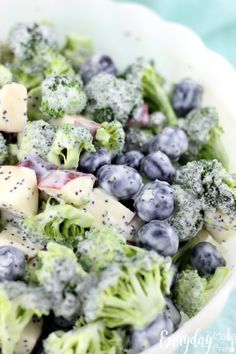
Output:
[
  {"xmin": 176, "ymin": 160, "xmax": 236, "ymax": 238},
  {"xmin": 124, "ymin": 59, "xmax": 177, "ymax": 125},
  {"xmin": 43, "ymin": 321, "xmax": 124, "ymax": 354},
  {"xmin": 0, "ymin": 133, "xmax": 8, "ymax": 165},
  {"xmin": 35, "ymin": 242, "xmax": 86, "ymax": 319},
  {"xmin": 8, "ymin": 22, "xmax": 58, "ymax": 62},
  {"xmin": 77, "ymin": 226, "xmax": 127, "ymax": 272},
  {"xmin": 167, "ymin": 185, "xmax": 204, "ymax": 241},
  {"xmin": 82, "ymin": 251, "xmax": 173, "ymax": 329},
  {"xmin": 62, "ymin": 34, "xmax": 93, "ymax": 69},
  {"xmin": 95, "ymin": 121, "xmax": 125, "ymax": 152},
  {"xmin": 41, "ymin": 75, "xmax": 87, "ymax": 119},
  {"xmin": 10, "ymin": 62, "xmax": 43, "ymax": 90},
  {"xmin": 27, "ymin": 86, "xmax": 44, "ymax": 121},
  {"xmin": 180, "ymin": 107, "xmax": 226, "ymax": 166},
  {"xmin": 0, "ymin": 64, "xmax": 12, "ymax": 88},
  {"xmin": 124, "ymin": 127, "xmax": 154, "ymax": 153},
  {"xmin": 0, "ymin": 41, "xmax": 14, "ymax": 64},
  {"xmin": 85, "ymin": 72, "xmax": 143, "ymax": 126},
  {"xmin": 0, "ymin": 281, "xmax": 51, "ymax": 354},
  {"xmin": 173, "ymin": 267, "xmax": 230, "ymax": 318},
  {"xmin": 17, "ymin": 120, "xmax": 56, "ymax": 160},
  {"xmin": 48, "ymin": 123, "xmax": 95, "ymax": 169},
  {"xmin": 44, "ymin": 51, "xmax": 74, "ymax": 78},
  {"xmin": 21, "ymin": 203, "xmax": 95, "ymax": 248}
]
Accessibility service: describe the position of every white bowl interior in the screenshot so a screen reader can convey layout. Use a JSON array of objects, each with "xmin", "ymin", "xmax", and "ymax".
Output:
[{"xmin": 1, "ymin": 1, "xmax": 236, "ymax": 353}]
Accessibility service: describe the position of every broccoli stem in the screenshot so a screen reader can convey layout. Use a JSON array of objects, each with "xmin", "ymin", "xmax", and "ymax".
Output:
[{"xmin": 142, "ymin": 66, "xmax": 177, "ymax": 126}]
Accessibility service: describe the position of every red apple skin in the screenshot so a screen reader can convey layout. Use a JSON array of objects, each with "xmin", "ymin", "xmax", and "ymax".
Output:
[
  {"xmin": 126, "ymin": 104, "xmax": 150, "ymax": 128},
  {"xmin": 38, "ymin": 170, "xmax": 96, "ymax": 190},
  {"xmin": 74, "ymin": 117, "xmax": 100, "ymax": 137},
  {"xmin": 18, "ymin": 154, "xmax": 57, "ymax": 181}
]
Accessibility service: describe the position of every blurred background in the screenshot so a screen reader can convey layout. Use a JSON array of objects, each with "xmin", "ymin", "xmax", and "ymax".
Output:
[{"xmin": 115, "ymin": 0, "xmax": 236, "ymax": 353}]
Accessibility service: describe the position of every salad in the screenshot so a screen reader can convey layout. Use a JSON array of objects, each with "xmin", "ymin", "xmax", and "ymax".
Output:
[{"xmin": 0, "ymin": 22, "xmax": 234, "ymax": 354}]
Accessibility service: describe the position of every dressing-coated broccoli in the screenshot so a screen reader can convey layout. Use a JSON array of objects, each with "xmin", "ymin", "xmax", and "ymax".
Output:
[
  {"xmin": 77, "ymin": 226, "xmax": 126, "ymax": 272},
  {"xmin": 176, "ymin": 160, "xmax": 236, "ymax": 238},
  {"xmin": 95, "ymin": 121, "xmax": 125, "ymax": 152},
  {"xmin": 43, "ymin": 320, "xmax": 124, "ymax": 354},
  {"xmin": 0, "ymin": 133, "xmax": 8, "ymax": 164},
  {"xmin": 8, "ymin": 22, "xmax": 58, "ymax": 62},
  {"xmin": 82, "ymin": 251, "xmax": 173, "ymax": 329},
  {"xmin": 173, "ymin": 267, "xmax": 229, "ymax": 318},
  {"xmin": 167, "ymin": 185, "xmax": 204, "ymax": 241},
  {"xmin": 125, "ymin": 127, "xmax": 154, "ymax": 153},
  {"xmin": 36, "ymin": 242, "xmax": 86, "ymax": 319},
  {"xmin": 85, "ymin": 72, "xmax": 143, "ymax": 126},
  {"xmin": 62, "ymin": 34, "xmax": 93, "ymax": 69},
  {"xmin": 0, "ymin": 281, "xmax": 51, "ymax": 354},
  {"xmin": 41, "ymin": 75, "xmax": 87, "ymax": 119},
  {"xmin": 17, "ymin": 120, "xmax": 56, "ymax": 160},
  {"xmin": 124, "ymin": 59, "xmax": 177, "ymax": 125},
  {"xmin": 48, "ymin": 124, "xmax": 95, "ymax": 169},
  {"xmin": 180, "ymin": 107, "xmax": 226, "ymax": 165},
  {"xmin": 0, "ymin": 64, "xmax": 12, "ymax": 88},
  {"xmin": 21, "ymin": 203, "xmax": 94, "ymax": 248}
]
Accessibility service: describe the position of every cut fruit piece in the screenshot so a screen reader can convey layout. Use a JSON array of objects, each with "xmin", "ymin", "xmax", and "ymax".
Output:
[
  {"xmin": 83, "ymin": 187, "xmax": 139, "ymax": 240},
  {"xmin": 0, "ymin": 165, "xmax": 38, "ymax": 217},
  {"xmin": 205, "ymin": 209, "xmax": 236, "ymax": 242},
  {"xmin": 0, "ymin": 83, "xmax": 27, "ymax": 132},
  {"xmin": 15, "ymin": 318, "xmax": 43, "ymax": 354},
  {"xmin": 49, "ymin": 115, "xmax": 100, "ymax": 136},
  {"xmin": 38, "ymin": 170, "xmax": 95, "ymax": 207},
  {"xmin": 0, "ymin": 223, "xmax": 43, "ymax": 258}
]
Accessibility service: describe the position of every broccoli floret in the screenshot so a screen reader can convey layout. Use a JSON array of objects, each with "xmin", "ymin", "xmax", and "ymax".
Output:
[
  {"xmin": 35, "ymin": 242, "xmax": 86, "ymax": 319},
  {"xmin": 8, "ymin": 22, "xmax": 58, "ymax": 62},
  {"xmin": 82, "ymin": 251, "xmax": 173, "ymax": 329},
  {"xmin": 180, "ymin": 107, "xmax": 226, "ymax": 165},
  {"xmin": 44, "ymin": 51, "xmax": 74, "ymax": 78},
  {"xmin": 85, "ymin": 72, "xmax": 143, "ymax": 126},
  {"xmin": 10, "ymin": 62, "xmax": 43, "ymax": 90},
  {"xmin": 21, "ymin": 203, "xmax": 94, "ymax": 248},
  {"xmin": 0, "ymin": 281, "xmax": 51, "ymax": 354},
  {"xmin": 41, "ymin": 75, "xmax": 87, "ymax": 119},
  {"xmin": 43, "ymin": 321, "xmax": 124, "ymax": 354},
  {"xmin": 167, "ymin": 185, "xmax": 204, "ymax": 241},
  {"xmin": 48, "ymin": 124, "xmax": 95, "ymax": 169},
  {"xmin": 62, "ymin": 34, "xmax": 93, "ymax": 69},
  {"xmin": 17, "ymin": 120, "xmax": 56, "ymax": 160},
  {"xmin": 0, "ymin": 64, "xmax": 12, "ymax": 88},
  {"xmin": 173, "ymin": 267, "xmax": 230, "ymax": 317},
  {"xmin": 176, "ymin": 160, "xmax": 236, "ymax": 237},
  {"xmin": 124, "ymin": 127, "xmax": 154, "ymax": 153},
  {"xmin": 95, "ymin": 121, "xmax": 125, "ymax": 152},
  {"xmin": 0, "ymin": 133, "xmax": 8, "ymax": 164},
  {"xmin": 124, "ymin": 59, "xmax": 177, "ymax": 125},
  {"xmin": 77, "ymin": 226, "xmax": 126, "ymax": 272}
]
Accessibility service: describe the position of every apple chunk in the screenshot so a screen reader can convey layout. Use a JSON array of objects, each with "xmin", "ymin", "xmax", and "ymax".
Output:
[
  {"xmin": 49, "ymin": 115, "xmax": 100, "ymax": 136},
  {"xmin": 0, "ymin": 82, "xmax": 27, "ymax": 132},
  {"xmin": 15, "ymin": 319, "xmax": 43, "ymax": 354},
  {"xmin": 38, "ymin": 170, "xmax": 95, "ymax": 207},
  {"xmin": 83, "ymin": 188, "xmax": 142, "ymax": 241},
  {"xmin": 0, "ymin": 166, "xmax": 38, "ymax": 217}
]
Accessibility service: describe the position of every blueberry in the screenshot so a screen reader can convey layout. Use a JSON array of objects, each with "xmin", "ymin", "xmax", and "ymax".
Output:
[
  {"xmin": 138, "ymin": 221, "xmax": 179, "ymax": 256},
  {"xmin": 140, "ymin": 151, "xmax": 176, "ymax": 183},
  {"xmin": 190, "ymin": 242, "xmax": 226, "ymax": 275},
  {"xmin": 80, "ymin": 54, "xmax": 118, "ymax": 84},
  {"xmin": 165, "ymin": 297, "xmax": 181, "ymax": 331},
  {"xmin": 171, "ymin": 79, "xmax": 203, "ymax": 117},
  {"xmin": 0, "ymin": 246, "xmax": 25, "ymax": 281},
  {"xmin": 130, "ymin": 313, "xmax": 174, "ymax": 353},
  {"xmin": 51, "ymin": 315, "xmax": 75, "ymax": 330},
  {"xmin": 97, "ymin": 164, "xmax": 143, "ymax": 200},
  {"xmin": 149, "ymin": 127, "xmax": 189, "ymax": 161},
  {"xmin": 78, "ymin": 148, "xmax": 111, "ymax": 174},
  {"xmin": 114, "ymin": 150, "xmax": 144, "ymax": 170},
  {"xmin": 134, "ymin": 181, "xmax": 175, "ymax": 222}
]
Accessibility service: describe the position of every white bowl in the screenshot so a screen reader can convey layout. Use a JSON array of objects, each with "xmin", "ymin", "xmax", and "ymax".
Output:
[{"xmin": 1, "ymin": 1, "xmax": 236, "ymax": 353}]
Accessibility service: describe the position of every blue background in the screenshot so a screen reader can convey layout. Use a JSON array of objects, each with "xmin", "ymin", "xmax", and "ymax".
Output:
[{"xmin": 115, "ymin": 1, "xmax": 236, "ymax": 353}]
